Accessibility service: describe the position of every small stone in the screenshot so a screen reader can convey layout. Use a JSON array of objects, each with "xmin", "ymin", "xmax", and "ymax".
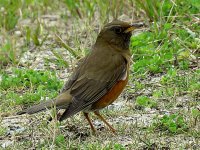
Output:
[
  {"xmin": 0, "ymin": 7, "xmax": 5, "ymax": 12},
  {"xmin": 1, "ymin": 140, "xmax": 13, "ymax": 148},
  {"xmin": 14, "ymin": 31, "xmax": 22, "ymax": 37}
]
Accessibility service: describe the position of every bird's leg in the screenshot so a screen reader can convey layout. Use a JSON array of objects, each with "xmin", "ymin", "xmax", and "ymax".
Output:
[
  {"xmin": 94, "ymin": 111, "xmax": 116, "ymax": 134},
  {"xmin": 83, "ymin": 112, "xmax": 96, "ymax": 133}
]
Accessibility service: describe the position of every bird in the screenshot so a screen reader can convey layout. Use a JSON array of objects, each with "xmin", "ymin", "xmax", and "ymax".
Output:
[{"xmin": 17, "ymin": 20, "xmax": 144, "ymax": 133}]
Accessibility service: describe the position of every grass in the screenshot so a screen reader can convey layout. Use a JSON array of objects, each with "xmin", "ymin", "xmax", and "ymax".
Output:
[
  {"xmin": 150, "ymin": 113, "xmax": 189, "ymax": 134},
  {"xmin": 0, "ymin": 69, "xmax": 62, "ymax": 107},
  {"xmin": 0, "ymin": 0, "xmax": 199, "ymax": 149}
]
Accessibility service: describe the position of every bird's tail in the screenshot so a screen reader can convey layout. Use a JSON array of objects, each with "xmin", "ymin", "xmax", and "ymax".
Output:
[
  {"xmin": 17, "ymin": 100, "xmax": 56, "ymax": 115},
  {"xmin": 17, "ymin": 91, "xmax": 72, "ymax": 115}
]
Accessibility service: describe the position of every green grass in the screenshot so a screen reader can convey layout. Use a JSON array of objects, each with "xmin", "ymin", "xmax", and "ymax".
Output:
[
  {"xmin": 0, "ymin": 126, "xmax": 6, "ymax": 136},
  {"xmin": 0, "ymin": 0, "xmax": 199, "ymax": 149},
  {"xmin": 150, "ymin": 113, "xmax": 189, "ymax": 134},
  {"xmin": 0, "ymin": 40, "xmax": 17, "ymax": 66},
  {"xmin": 0, "ymin": 69, "xmax": 62, "ymax": 113},
  {"xmin": 135, "ymin": 96, "xmax": 157, "ymax": 109},
  {"xmin": 131, "ymin": 23, "xmax": 199, "ymax": 75}
]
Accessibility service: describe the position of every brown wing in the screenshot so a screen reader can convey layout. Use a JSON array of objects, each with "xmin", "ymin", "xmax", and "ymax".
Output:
[{"xmin": 59, "ymin": 50, "xmax": 128, "ymax": 121}]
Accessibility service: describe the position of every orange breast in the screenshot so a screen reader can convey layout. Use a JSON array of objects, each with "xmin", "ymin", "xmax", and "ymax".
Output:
[{"xmin": 91, "ymin": 75, "xmax": 128, "ymax": 110}]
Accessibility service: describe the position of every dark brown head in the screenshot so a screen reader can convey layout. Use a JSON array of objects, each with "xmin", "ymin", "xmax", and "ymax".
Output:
[{"xmin": 96, "ymin": 20, "xmax": 144, "ymax": 50}]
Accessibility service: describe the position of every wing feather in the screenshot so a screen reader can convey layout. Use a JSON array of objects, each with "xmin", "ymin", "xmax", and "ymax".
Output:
[{"xmin": 59, "ymin": 53, "xmax": 128, "ymax": 121}]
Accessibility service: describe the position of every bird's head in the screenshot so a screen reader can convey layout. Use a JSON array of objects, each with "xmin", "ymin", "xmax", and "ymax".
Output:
[{"xmin": 97, "ymin": 20, "xmax": 144, "ymax": 51}]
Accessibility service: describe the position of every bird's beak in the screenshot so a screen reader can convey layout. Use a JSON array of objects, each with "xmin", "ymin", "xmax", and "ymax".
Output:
[{"xmin": 124, "ymin": 22, "xmax": 145, "ymax": 33}]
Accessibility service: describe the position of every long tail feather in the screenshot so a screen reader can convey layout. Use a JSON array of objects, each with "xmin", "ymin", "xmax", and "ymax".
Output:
[{"xmin": 17, "ymin": 100, "xmax": 55, "ymax": 115}]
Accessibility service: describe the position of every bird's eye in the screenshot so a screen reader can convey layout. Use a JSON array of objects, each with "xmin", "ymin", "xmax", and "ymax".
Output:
[{"xmin": 113, "ymin": 27, "xmax": 122, "ymax": 34}]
